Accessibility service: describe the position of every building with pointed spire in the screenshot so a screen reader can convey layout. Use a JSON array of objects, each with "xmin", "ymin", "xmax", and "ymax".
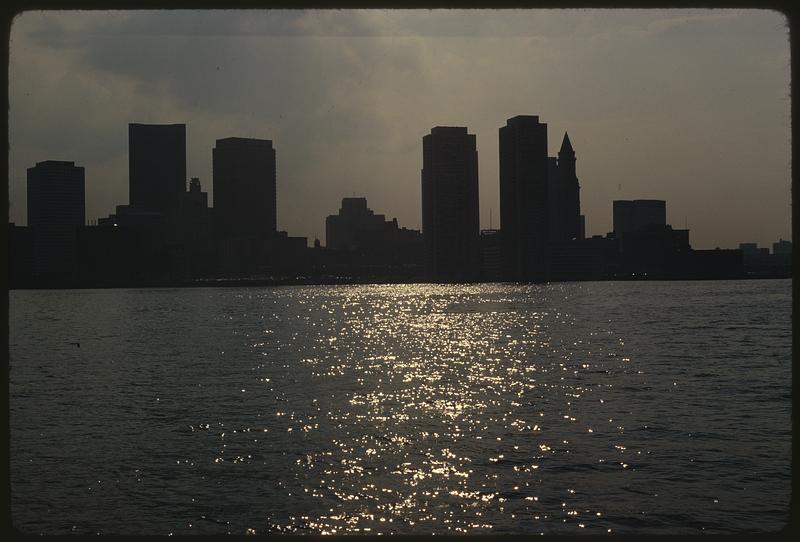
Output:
[{"xmin": 548, "ymin": 132, "xmax": 583, "ymax": 243}]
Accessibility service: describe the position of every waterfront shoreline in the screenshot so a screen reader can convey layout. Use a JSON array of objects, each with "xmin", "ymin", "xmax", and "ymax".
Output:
[{"xmin": 8, "ymin": 273, "xmax": 791, "ymax": 290}]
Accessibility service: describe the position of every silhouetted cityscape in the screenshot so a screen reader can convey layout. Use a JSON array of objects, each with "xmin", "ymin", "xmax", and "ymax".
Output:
[{"xmin": 8, "ymin": 116, "xmax": 791, "ymax": 288}]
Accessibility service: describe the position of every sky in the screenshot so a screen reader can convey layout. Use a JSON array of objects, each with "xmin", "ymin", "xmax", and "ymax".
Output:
[{"xmin": 8, "ymin": 9, "xmax": 791, "ymax": 249}]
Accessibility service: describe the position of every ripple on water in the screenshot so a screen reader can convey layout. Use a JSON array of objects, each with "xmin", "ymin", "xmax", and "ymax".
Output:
[{"xmin": 8, "ymin": 281, "xmax": 792, "ymax": 535}]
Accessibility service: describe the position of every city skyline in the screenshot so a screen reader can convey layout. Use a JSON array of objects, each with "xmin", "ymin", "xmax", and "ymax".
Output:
[{"xmin": 8, "ymin": 9, "xmax": 791, "ymax": 249}]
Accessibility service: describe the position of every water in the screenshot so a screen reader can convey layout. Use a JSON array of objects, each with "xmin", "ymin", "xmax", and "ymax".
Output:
[{"xmin": 9, "ymin": 280, "xmax": 791, "ymax": 535}]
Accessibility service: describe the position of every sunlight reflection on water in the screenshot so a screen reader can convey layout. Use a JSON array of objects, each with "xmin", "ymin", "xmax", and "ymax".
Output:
[{"xmin": 9, "ymin": 280, "xmax": 792, "ymax": 535}]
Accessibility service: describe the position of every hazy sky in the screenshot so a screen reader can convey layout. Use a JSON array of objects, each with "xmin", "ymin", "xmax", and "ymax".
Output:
[{"xmin": 8, "ymin": 9, "xmax": 791, "ymax": 249}]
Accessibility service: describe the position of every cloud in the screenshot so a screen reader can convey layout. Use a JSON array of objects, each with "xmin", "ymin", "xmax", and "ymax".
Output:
[{"xmin": 8, "ymin": 9, "xmax": 791, "ymax": 249}]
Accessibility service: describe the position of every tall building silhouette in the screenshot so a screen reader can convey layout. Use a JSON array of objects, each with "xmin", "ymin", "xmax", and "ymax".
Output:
[
  {"xmin": 27, "ymin": 160, "xmax": 85, "ymax": 276},
  {"xmin": 613, "ymin": 200, "xmax": 666, "ymax": 235},
  {"xmin": 773, "ymin": 238, "xmax": 792, "ymax": 256},
  {"xmin": 326, "ymin": 197, "xmax": 388, "ymax": 250},
  {"xmin": 499, "ymin": 115, "xmax": 549, "ymax": 281},
  {"xmin": 480, "ymin": 229, "xmax": 503, "ymax": 281},
  {"xmin": 128, "ymin": 123, "xmax": 186, "ymax": 215},
  {"xmin": 421, "ymin": 127, "xmax": 479, "ymax": 281},
  {"xmin": 213, "ymin": 137, "xmax": 276, "ymax": 238},
  {"xmin": 325, "ymin": 196, "xmax": 423, "ymax": 268},
  {"xmin": 182, "ymin": 177, "xmax": 208, "ymax": 210},
  {"xmin": 548, "ymin": 132, "xmax": 582, "ymax": 242}
]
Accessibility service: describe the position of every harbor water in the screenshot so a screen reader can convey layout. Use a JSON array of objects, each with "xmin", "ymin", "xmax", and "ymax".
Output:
[{"xmin": 9, "ymin": 279, "xmax": 792, "ymax": 534}]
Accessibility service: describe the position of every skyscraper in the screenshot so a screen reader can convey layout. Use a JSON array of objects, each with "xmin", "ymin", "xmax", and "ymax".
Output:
[
  {"xmin": 613, "ymin": 200, "xmax": 667, "ymax": 235},
  {"xmin": 421, "ymin": 126, "xmax": 480, "ymax": 281},
  {"xmin": 128, "ymin": 123, "xmax": 186, "ymax": 215},
  {"xmin": 326, "ymin": 197, "xmax": 387, "ymax": 251},
  {"xmin": 27, "ymin": 160, "xmax": 85, "ymax": 276},
  {"xmin": 499, "ymin": 115, "xmax": 549, "ymax": 281},
  {"xmin": 213, "ymin": 137, "xmax": 277, "ymax": 238},
  {"xmin": 548, "ymin": 132, "xmax": 582, "ymax": 243},
  {"xmin": 557, "ymin": 133, "xmax": 582, "ymax": 241}
]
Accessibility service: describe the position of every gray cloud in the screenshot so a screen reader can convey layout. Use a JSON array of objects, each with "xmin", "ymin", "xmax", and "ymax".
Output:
[{"xmin": 8, "ymin": 9, "xmax": 791, "ymax": 249}]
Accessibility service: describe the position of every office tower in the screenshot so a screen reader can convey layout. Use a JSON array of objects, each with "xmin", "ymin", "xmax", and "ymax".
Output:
[
  {"xmin": 326, "ymin": 197, "xmax": 423, "ymax": 266},
  {"xmin": 499, "ymin": 115, "xmax": 549, "ymax": 281},
  {"xmin": 773, "ymin": 238, "xmax": 792, "ymax": 256},
  {"xmin": 182, "ymin": 177, "xmax": 209, "ymax": 210},
  {"xmin": 421, "ymin": 126, "xmax": 480, "ymax": 281},
  {"xmin": 772, "ymin": 238, "xmax": 792, "ymax": 274},
  {"xmin": 326, "ymin": 197, "xmax": 388, "ymax": 250},
  {"xmin": 479, "ymin": 229, "xmax": 503, "ymax": 282},
  {"xmin": 739, "ymin": 242, "xmax": 760, "ymax": 256},
  {"xmin": 213, "ymin": 137, "xmax": 276, "ymax": 238},
  {"xmin": 613, "ymin": 200, "xmax": 667, "ymax": 235},
  {"xmin": 26, "ymin": 160, "xmax": 85, "ymax": 276},
  {"xmin": 8, "ymin": 223, "xmax": 34, "ymax": 287},
  {"xmin": 128, "ymin": 123, "xmax": 186, "ymax": 215}
]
